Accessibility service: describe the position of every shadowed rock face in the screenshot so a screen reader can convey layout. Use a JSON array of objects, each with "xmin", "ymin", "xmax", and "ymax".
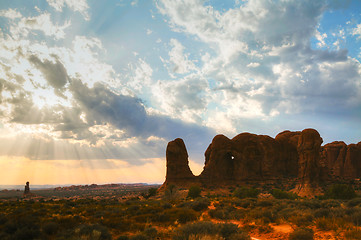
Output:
[
  {"xmin": 163, "ymin": 138, "xmax": 196, "ymax": 187},
  {"xmin": 321, "ymin": 141, "xmax": 361, "ymax": 180},
  {"xmin": 297, "ymin": 129, "xmax": 323, "ymax": 184},
  {"xmin": 162, "ymin": 129, "xmax": 361, "ymax": 189}
]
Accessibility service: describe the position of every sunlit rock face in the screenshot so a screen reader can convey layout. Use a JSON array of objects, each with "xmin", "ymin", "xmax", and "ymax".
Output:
[{"xmin": 163, "ymin": 129, "xmax": 361, "ymax": 190}]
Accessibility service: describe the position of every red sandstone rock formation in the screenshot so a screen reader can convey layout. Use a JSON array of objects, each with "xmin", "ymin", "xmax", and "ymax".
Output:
[
  {"xmin": 321, "ymin": 141, "xmax": 361, "ymax": 180},
  {"xmin": 162, "ymin": 129, "xmax": 361, "ymax": 192},
  {"xmin": 297, "ymin": 129, "xmax": 323, "ymax": 184},
  {"xmin": 162, "ymin": 138, "xmax": 196, "ymax": 188}
]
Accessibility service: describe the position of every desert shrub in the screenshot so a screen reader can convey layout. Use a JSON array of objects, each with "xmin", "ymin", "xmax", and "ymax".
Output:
[
  {"xmin": 177, "ymin": 208, "xmax": 198, "ymax": 224},
  {"xmin": 289, "ymin": 228, "xmax": 314, "ymax": 240},
  {"xmin": 347, "ymin": 198, "xmax": 361, "ymax": 208},
  {"xmin": 162, "ymin": 202, "xmax": 172, "ymax": 209},
  {"xmin": 257, "ymin": 224, "xmax": 273, "ymax": 233},
  {"xmin": 233, "ymin": 187, "xmax": 260, "ymax": 199},
  {"xmin": 117, "ymin": 236, "xmax": 129, "ymax": 240},
  {"xmin": 278, "ymin": 207, "xmax": 296, "ymax": 220},
  {"xmin": 289, "ymin": 214, "xmax": 314, "ymax": 227},
  {"xmin": 313, "ymin": 208, "xmax": 331, "ymax": 218},
  {"xmin": 320, "ymin": 199, "xmax": 340, "ymax": 208},
  {"xmin": 126, "ymin": 205, "xmax": 140, "ymax": 214},
  {"xmin": 144, "ymin": 226, "xmax": 157, "ymax": 238},
  {"xmin": 172, "ymin": 221, "xmax": 250, "ymax": 240},
  {"xmin": 0, "ymin": 214, "xmax": 8, "ymax": 224},
  {"xmin": 298, "ymin": 199, "xmax": 321, "ymax": 209},
  {"xmin": 148, "ymin": 188, "xmax": 158, "ymax": 197},
  {"xmin": 209, "ymin": 206, "xmax": 241, "ymax": 220},
  {"xmin": 178, "ymin": 198, "xmax": 210, "ymax": 212},
  {"xmin": 256, "ymin": 199, "xmax": 274, "ymax": 207},
  {"xmin": 13, "ymin": 227, "xmax": 41, "ymax": 240},
  {"xmin": 57, "ymin": 216, "xmax": 82, "ymax": 229},
  {"xmin": 3, "ymin": 221, "xmax": 17, "ymax": 234},
  {"xmin": 271, "ymin": 189, "xmax": 298, "ymax": 200},
  {"xmin": 351, "ymin": 211, "xmax": 361, "ymax": 226},
  {"xmin": 235, "ymin": 198, "xmax": 256, "ymax": 208},
  {"xmin": 102, "ymin": 217, "xmax": 131, "ymax": 231},
  {"xmin": 344, "ymin": 228, "xmax": 361, "ymax": 239},
  {"xmin": 187, "ymin": 186, "xmax": 201, "ymax": 199},
  {"xmin": 248, "ymin": 208, "xmax": 278, "ymax": 223},
  {"xmin": 42, "ymin": 221, "xmax": 59, "ymax": 235},
  {"xmin": 324, "ymin": 184, "xmax": 357, "ymax": 200},
  {"xmin": 315, "ymin": 217, "xmax": 338, "ymax": 231},
  {"xmin": 77, "ymin": 224, "xmax": 112, "ymax": 240},
  {"xmin": 130, "ymin": 234, "xmax": 148, "ymax": 240},
  {"xmin": 191, "ymin": 199, "xmax": 210, "ymax": 212}
]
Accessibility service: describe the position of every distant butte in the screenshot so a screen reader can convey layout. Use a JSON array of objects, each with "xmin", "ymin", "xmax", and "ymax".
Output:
[{"xmin": 161, "ymin": 128, "xmax": 361, "ymax": 197}]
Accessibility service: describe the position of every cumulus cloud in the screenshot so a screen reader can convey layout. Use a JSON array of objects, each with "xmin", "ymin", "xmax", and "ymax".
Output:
[
  {"xmin": 46, "ymin": 0, "xmax": 89, "ymax": 20},
  {"xmin": 157, "ymin": 0, "xmax": 361, "ymax": 123},
  {"xmin": 0, "ymin": 9, "xmax": 22, "ymax": 19},
  {"xmin": 168, "ymin": 38, "xmax": 197, "ymax": 74},
  {"xmin": 1, "ymin": 11, "xmax": 71, "ymax": 40},
  {"xmin": 353, "ymin": 24, "xmax": 361, "ymax": 40}
]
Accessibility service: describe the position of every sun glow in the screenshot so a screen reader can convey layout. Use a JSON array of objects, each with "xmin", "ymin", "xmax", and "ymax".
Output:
[{"xmin": 0, "ymin": 156, "xmax": 165, "ymax": 185}]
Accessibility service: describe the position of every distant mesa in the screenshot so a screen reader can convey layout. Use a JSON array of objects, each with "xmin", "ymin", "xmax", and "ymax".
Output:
[{"xmin": 161, "ymin": 128, "xmax": 361, "ymax": 197}]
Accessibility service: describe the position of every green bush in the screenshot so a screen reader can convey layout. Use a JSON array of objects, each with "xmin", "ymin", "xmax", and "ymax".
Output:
[
  {"xmin": 324, "ymin": 184, "xmax": 357, "ymax": 200},
  {"xmin": 271, "ymin": 189, "xmax": 298, "ymax": 200},
  {"xmin": 233, "ymin": 187, "xmax": 260, "ymax": 199},
  {"xmin": 187, "ymin": 186, "xmax": 201, "ymax": 199},
  {"xmin": 289, "ymin": 228, "xmax": 314, "ymax": 240}
]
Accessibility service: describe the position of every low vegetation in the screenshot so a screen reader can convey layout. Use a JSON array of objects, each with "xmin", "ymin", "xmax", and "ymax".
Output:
[{"xmin": 0, "ymin": 183, "xmax": 360, "ymax": 239}]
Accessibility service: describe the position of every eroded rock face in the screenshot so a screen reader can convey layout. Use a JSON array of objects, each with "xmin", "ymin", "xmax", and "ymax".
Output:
[
  {"xmin": 201, "ymin": 135, "xmax": 233, "ymax": 184},
  {"xmin": 297, "ymin": 129, "xmax": 323, "ymax": 184},
  {"xmin": 162, "ymin": 129, "xmax": 361, "ymax": 190},
  {"xmin": 321, "ymin": 141, "xmax": 361, "ymax": 180},
  {"xmin": 163, "ymin": 138, "xmax": 196, "ymax": 187},
  {"xmin": 200, "ymin": 132, "xmax": 300, "ymax": 184}
]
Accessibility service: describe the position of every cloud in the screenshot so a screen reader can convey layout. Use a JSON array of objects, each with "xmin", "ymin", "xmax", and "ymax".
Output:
[
  {"xmin": 352, "ymin": 24, "xmax": 361, "ymax": 40},
  {"xmin": 168, "ymin": 38, "xmax": 197, "ymax": 74},
  {"xmin": 69, "ymin": 79, "xmax": 214, "ymax": 142},
  {"xmin": 152, "ymin": 74, "xmax": 208, "ymax": 123},
  {"xmin": 2, "ymin": 11, "xmax": 71, "ymax": 40},
  {"xmin": 0, "ymin": 9, "xmax": 22, "ymax": 19},
  {"xmin": 46, "ymin": 0, "xmax": 89, "ymax": 20},
  {"xmin": 157, "ymin": 0, "xmax": 361, "ymax": 122},
  {"xmin": 28, "ymin": 55, "xmax": 69, "ymax": 91}
]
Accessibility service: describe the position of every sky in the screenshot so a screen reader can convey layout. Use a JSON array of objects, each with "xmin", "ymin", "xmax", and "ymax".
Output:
[{"xmin": 0, "ymin": 0, "xmax": 360, "ymax": 185}]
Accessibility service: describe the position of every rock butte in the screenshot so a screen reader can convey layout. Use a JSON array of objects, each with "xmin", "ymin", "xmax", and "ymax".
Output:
[{"xmin": 161, "ymin": 128, "xmax": 361, "ymax": 197}]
